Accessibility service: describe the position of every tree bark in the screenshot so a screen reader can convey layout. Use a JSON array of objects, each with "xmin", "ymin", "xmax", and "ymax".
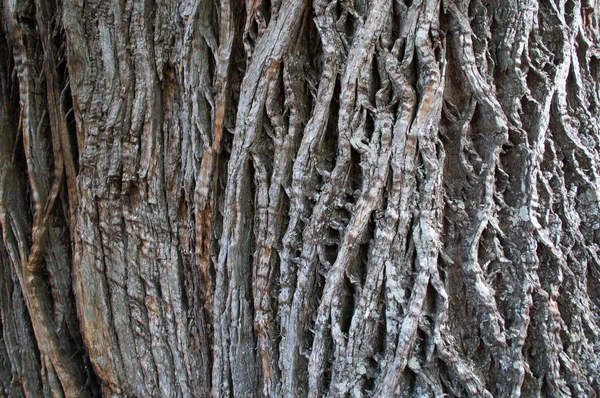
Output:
[{"xmin": 1, "ymin": 0, "xmax": 600, "ymax": 396}]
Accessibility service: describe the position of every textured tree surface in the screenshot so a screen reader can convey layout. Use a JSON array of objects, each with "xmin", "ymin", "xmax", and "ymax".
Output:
[{"xmin": 1, "ymin": 0, "xmax": 600, "ymax": 396}]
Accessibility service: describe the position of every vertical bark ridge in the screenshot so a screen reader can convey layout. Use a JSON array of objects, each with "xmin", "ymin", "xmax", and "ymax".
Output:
[
  {"xmin": 1, "ymin": 0, "xmax": 97, "ymax": 395},
  {"xmin": 61, "ymin": 0, "xmax": 215, "ymax": 394},
  {"xmin": 2, "ymin": 0, "xmax": 600, "ymax": 396},
  {"xmin": 305, "ymin": 0, "xmax": 394, "ymax": 394},
  {"xmin": 278, "ymin": 2, "xmax": 345, "ymax": 396},
  {"xmin": 211, "ymin": 0, "xmax": 307, "ymax": 395}
]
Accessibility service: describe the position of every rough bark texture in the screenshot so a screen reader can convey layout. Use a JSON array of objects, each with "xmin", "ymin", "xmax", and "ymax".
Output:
[{"xmin": 1, "ymin": 0, "xmax": 600, "ymax": 396}]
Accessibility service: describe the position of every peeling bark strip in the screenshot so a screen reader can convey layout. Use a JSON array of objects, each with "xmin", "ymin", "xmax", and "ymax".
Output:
[{"xmin": 1, "ymin": 0, "xmax": 600, "ymax": 396}]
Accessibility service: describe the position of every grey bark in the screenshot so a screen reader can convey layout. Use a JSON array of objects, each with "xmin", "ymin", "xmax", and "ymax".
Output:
[{"xmin": 1, "ymin": 0, "xmax": 600, "ymax": 396}]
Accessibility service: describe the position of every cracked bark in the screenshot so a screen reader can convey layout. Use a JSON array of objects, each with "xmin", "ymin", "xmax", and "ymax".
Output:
[{"xmin": 1, "ymin": 0, "xmax": 600, "ymax": 396}]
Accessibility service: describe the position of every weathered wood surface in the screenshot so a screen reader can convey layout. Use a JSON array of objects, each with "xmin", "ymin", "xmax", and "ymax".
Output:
[{"xmin": 1, "ymin": 0, "xmax": 600, "ymax": 396}]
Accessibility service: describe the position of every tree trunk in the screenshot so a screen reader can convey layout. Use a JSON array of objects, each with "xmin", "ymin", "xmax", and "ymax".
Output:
[{"xmin": 1, "ymin": 0, "xmax": 600, "ymax": 396}]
